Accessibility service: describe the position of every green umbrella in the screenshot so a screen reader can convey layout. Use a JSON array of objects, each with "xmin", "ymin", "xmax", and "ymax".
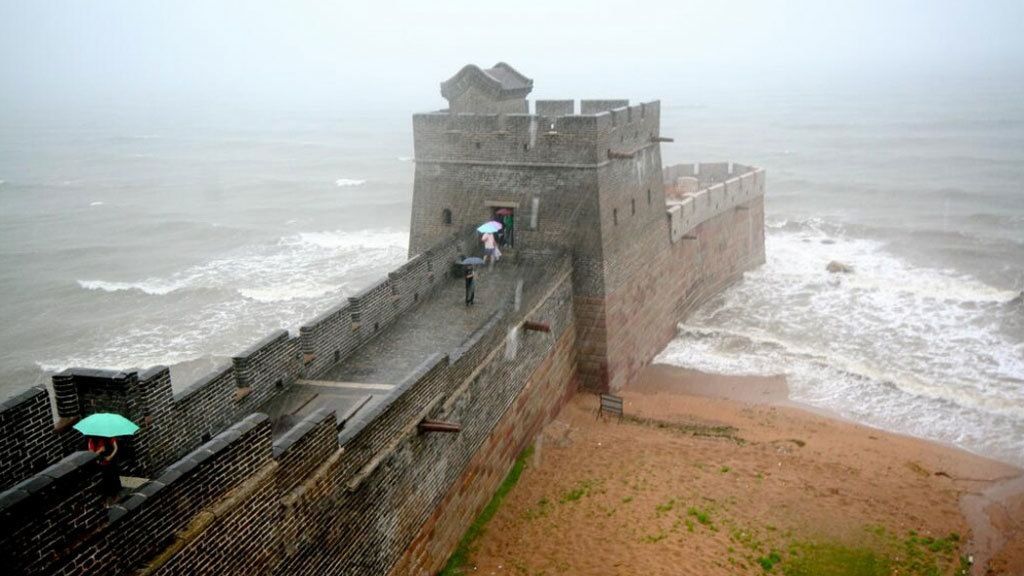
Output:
[{"xmin": 73, "ymin": 413, "xmax": 140, "ymax": 437}]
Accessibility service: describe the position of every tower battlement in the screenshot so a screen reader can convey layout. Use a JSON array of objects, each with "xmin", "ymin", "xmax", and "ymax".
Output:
[{"xmin": 413, "ymin": 100, "xmax": 661, "ymax": 167}]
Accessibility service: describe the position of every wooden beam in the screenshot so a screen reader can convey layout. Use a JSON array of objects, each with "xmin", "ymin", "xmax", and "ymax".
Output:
[
  {"xmin": 651, "ymin": 136, "xmax": 674, "ymax": 143},
  {"xmin": 608, "ymin": 150, "xmax": 635, "ymax": 159},
  {"xmin": 418, "ymin": 419, "xmax": 462, "ymax": 433},
  {"xmin": 522, "ymin": 321, "xmax": 551, "ymax": 333},
  {"xmin": 682, "ymin": 234, "xmax": 698, "ymax": 241}
]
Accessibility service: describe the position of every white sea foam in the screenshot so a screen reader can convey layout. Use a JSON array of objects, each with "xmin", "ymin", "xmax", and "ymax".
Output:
[
  {"xmin": 238, "ymin": 282, "xmax": 341, "ymax": 303},
  {"xmin": 397, "ymin": 156, "xmax": 413, "ymax": 162},
  {"xmin": 77, "ymin": 278, "xmax": 184, "ymax": 295},
  {"xmin": 335, "ymin": 178, "xmax": 366, "ymax": 187},
  {"xmin": 90, "ymin": 201, "xmax": 105, "ymax": 206},
  {"xmin": 657, "ymin": 224, "xmax": 1024, "ymax": 466},
  {"xmin": 293, "ymin": 229, "xmax": 408, "ymax": 252},
  {"xmin": 55, "ymin": 228, "xmax": 411, "ymax": 378}
]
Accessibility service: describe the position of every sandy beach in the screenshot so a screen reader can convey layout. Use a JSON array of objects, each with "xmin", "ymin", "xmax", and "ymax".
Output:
[{"xmin": 461, "ymin": 365, "xmax": 1024, "ymax": 576}]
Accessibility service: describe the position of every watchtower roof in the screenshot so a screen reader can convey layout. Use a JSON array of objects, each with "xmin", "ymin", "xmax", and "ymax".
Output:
[{"xmin": 440, "ymin": 62, "xmax": 533, "ymax": 101}]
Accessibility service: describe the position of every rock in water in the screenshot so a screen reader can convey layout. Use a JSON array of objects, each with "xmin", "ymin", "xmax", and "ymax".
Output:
[{"xmin": 826, "ymin": 260, "xmax": 854, "ymax": 274}]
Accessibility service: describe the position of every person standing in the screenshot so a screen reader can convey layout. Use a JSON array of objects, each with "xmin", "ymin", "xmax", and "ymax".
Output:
[
  {"xmin": 87, "ymin": 436, "xmax": 121, "ymax": 504},
  {"xmin": 464, "ymin": 264, "xmax": 475, "ymax": 306},
  {"xmin": 502, "ymin": 212, "xmax": 514, "ymax": 247},
  {"xmin": 482, "ymin": 232, "xmax": 497, "ymax": 265}
]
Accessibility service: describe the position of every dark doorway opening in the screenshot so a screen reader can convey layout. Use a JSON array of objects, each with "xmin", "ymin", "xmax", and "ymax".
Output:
[{"xmin": 492, "ymin": 207, "xmax": 515, "ymax": 248}]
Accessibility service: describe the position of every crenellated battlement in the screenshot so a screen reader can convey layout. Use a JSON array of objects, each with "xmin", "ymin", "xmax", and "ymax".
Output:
[
  {"xmin": 413, "ymin": 101, "xmax": 661, "ymax": 167},
  {"xmin": 663, "ymin": 163, "xmax": 766, "ymax": 243}
]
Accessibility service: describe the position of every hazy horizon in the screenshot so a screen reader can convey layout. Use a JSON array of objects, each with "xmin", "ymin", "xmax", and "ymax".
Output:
[{"xmin": 3, "ymin": 0, "xmax": 1023, "ymax": 116}]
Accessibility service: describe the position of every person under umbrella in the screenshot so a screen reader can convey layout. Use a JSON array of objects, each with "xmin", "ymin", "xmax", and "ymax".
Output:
[
  {"xmin": 74, "ymin": 412, "xmax": 139, "ymax": 504},
  {"xmin": 461, "ymin": 257, "xmax": 484, "ymax": 305}
]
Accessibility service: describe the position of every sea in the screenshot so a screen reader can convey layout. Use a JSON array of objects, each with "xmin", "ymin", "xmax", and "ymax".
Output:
[{"xmin": 1, "ymin": 79, "xmax": 1022, "ymax": 467}]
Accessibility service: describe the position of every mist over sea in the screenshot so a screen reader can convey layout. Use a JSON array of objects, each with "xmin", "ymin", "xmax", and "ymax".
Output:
[{"xmin": 1, "ymin": 80, "xmax": 1021, "ymax": 466}]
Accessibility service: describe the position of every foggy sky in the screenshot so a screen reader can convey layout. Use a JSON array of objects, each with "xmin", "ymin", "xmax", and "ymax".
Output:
[{"xmin": 2, "ymin": 0, "xmax": 1022, "ymax": 114}]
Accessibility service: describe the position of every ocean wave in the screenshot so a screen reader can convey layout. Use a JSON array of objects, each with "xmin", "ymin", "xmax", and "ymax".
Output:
[
  {"xmin": 78, "ymin": 229, "xmax": 408, "ymax": 298},
  {"xmin": 90, "ymin": 201, "xmax": 105, "ymax": 207},
  {"xmin": 335, "ymin": 178, "xmax": 366, "ymax": 187},
  {"xmin": 659, "ymin": 324, "xmax": 1024, "ymax": 421},
  {"xmin": 657, "ymin": 224, "xmax": 1024, "ymax": 466},
  {"xmin": 291, "ymin": 229, "xmax": 408, "ymax": 252},
  {"xmin": 77, "ymin": 278, "xmax": 185, "ymax": 296},
  {"xmin": 397, "ymin": 156, "xmax": 413, "ymax": 162},
  {"xmin": 238, "ymin": 282, "xmax": 341, "ymax": 303},
  {"xmin": 762, "ymin": 219, "xmax": 1017, "ymax": 303},
  {"xmin": 56, "ymin": 228, "xmax": 410, "ymax": 377}
]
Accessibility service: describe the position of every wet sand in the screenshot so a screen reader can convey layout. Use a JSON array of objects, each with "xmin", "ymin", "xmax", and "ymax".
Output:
[{"xmin": 464, "ymin": 365, "xmax": 1024, "ymax": 575}]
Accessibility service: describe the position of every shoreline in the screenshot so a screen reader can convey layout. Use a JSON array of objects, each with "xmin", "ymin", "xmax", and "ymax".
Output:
[
  {"xmin": 463, "ymin": 364, "xmax": 1024, "ymax": 575},
  {"xmin": 637, "ymin": 364, "xmax": 1024, "ymax": 575},
  {"xmin": 647, "ymin": 364, "xmax": 1021, "ymax": 470}
]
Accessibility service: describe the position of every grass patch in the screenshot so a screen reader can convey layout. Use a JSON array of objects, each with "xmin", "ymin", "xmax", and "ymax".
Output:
[
  {"xmin": 720, "ymin": 466, "xmax": 732, "ymax": 473},
  {"xmin": 687, "ymin": 506, "xmax": 715, "ymax": 529},
  {"xmin": 780, "ymin": 531, "xmax": 968, "ymax": 576},
  {"xmin": 559, "ymin": 479, "xmax": 597, "ymax": 503},
  {"xmin": 440, "ymin": 445, "xmax": 534, "ymax": 576},
  {"xmin": 642, "ymin": 530, "xmax": 668, "ymax": 543},
  {"xmin": 757, "ymin": 550, "xmax": 782, "ymax": 572},
  {"xmin": 783, "ymin": 542, "xmax": 890, "ymax": 576},
  {"xmin": 655, "ymin": 498, "xmax": 676, "ymax": 516},
  {"xmin": 523, "ymin": 497, "xmax": 551, "ymax": 520}
]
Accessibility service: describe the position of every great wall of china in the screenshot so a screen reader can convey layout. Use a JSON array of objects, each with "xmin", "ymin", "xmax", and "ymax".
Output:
[{"xmin": 0, "ymin": 64, "xmax": 765, "ymax": 575}]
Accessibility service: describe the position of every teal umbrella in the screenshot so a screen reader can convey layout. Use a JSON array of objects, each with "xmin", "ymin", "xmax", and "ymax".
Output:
[{"xmin": 73, "ymin": 413, "xmax": 139, "ymax": 437}]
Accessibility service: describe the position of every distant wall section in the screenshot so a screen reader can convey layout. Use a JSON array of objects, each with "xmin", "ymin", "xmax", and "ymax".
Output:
[{"xmin": 584, "ymin": 163, "xmax": 766, "ymax": 392}]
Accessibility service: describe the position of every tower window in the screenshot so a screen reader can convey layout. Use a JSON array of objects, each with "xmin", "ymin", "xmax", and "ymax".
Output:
[
  {"xmin": 442, "ymin": 209, "xmax": 452, "ymax": 225},
  {"xmin": 631, "ymin": 199, "xmax": 636, "ymax": 216},
  {"xmin": 613, "ymin": 209, "xmax": 618, "ymax": 226},
  {"xmin": 647, "ymin": 189, "xmax": 652, "ymax": 205}
]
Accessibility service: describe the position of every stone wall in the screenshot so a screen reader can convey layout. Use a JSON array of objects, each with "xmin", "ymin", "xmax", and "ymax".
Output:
[
  {"xmin": 0, "ymin": 386, "xmax": 63, "ymax": 491},
  {"xmin": 45, "ymin": 329, "xmax": 301, "ymax": 479},
  {"xmin": 594, "ymin": 164, "xmax": 766, "ymax": 392},
  {"xmin": 0, "ymin": 254, "xmax": 578, "ymax": 576},
  {"xmin": 299, "ymin": 230, "xmax": 464, "ymax": 378},
  {"xmin": 408, "ymin": 101, "xmax": 660, "ymax": 259},
  {"xmin": 408, "ymin": 101, "xmax": 663, "ymax": 341}
]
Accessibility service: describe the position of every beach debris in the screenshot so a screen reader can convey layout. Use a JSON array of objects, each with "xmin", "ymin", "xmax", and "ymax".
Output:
[{"xmin": 826, "ymin": 260, "xmax": 854, "ymax": 274}]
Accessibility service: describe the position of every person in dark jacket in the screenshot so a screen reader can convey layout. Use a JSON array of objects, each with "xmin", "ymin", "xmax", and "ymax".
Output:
[{"xmin": 464, "ymin": 264, "xmax": 475, "ymax": 305}]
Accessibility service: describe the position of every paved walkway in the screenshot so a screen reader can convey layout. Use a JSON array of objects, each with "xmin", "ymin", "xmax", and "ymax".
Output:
[
  {"xmin": 261, "ymin": 262, "xmax": 524, "ymax": 437},
  {"xmin": 324, "ymin": 263, "xmax": 521, "ymax": 384}
]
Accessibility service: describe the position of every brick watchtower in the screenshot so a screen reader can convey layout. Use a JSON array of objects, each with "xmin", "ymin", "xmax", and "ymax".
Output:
[{"xmin": 408, "ymin": 63, "xmax": 669, "ymax": 391}]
